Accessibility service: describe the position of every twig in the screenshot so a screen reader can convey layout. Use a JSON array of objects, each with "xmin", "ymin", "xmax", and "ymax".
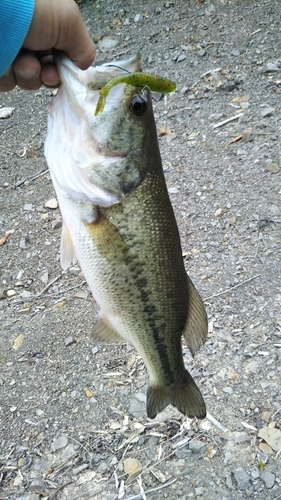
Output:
[
  {"xmin": 206, "ymin": 412, "xmax": 227, "ymax": 433},
  {"xmin": 213, "ymin": 113, "xmax": 243, "ymax": 129},
  {"xmin": 68, "ymin": 435, "xmax": 92, "ymax": 457},
  {"xmin": 45, "ymin": 281, "xmax": 86, "ymax": 297},
  {"xmin": 204, "ymin": 274, "xmax": 260, "ymax": 301},
  {"xmin": 121, "ymin": 478, "xmax": 177, "ymax": 500},
  {"xmin": 34, "ymin": 273, "xmax": 64, "ymax": 297},
  {"xmin": 48, "ymin": 481, "xmax": 73, "ymax": 499},
  {"xmin": 14, "ymin": 168, "xmax": 49, "ymax": 188},
  {"xmin": 240, "ymin": 300, "xmax": 270, "ymax": 329}
]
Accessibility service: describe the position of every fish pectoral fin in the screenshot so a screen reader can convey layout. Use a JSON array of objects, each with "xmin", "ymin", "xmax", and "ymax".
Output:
[
  {"xmin": 92, "ymin": 316, "xmax": 125, "ymax": 343},
  {"xmin": 182, "ymin": 277, "xmax": 208, "ymax": 357},
  {"xmin": 60, "ymin": 222, "xmax": 76, "ymax": 271},
  {"xmin": 146, "ymin": 370, "xmax": 206, "ymax": 420}
]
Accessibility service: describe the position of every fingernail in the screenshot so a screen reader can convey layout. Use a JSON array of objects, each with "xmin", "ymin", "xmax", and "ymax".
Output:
[{"xmin": 16, "ymin": 68, "xmax": 39, "ymax": 80}]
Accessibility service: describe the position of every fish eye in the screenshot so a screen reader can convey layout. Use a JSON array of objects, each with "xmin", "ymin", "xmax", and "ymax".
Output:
[{"xmin": 129, "ymin": 96, "xmax": 147, "ymax": 117}]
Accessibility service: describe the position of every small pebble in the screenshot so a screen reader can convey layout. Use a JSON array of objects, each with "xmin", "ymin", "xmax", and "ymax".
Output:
[
  {"xmin": 45, "ymin": 198, "xmax": 58, "ymax": 209},
  {"xmin": 260, "ymin": 470, "xmax": 275, "ymax": 489}
]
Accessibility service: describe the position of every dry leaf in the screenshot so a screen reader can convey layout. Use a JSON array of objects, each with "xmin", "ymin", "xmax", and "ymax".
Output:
[
  {"xmin": 53, "ymin": 300, "xmax": 66, "ymax": 310},
  {"xmin": 228, "ymin": 134, "xmax": 242, "ymax": 144},
  {"xmin": 12, "ymin": 334, "xmax": 25, "ymax": 350},
  {"xmin": 157, "ymin": 126, "xmax": 172, "ymax": 136},
  {"xmin": 123, "ymin": 457, "xmax": 142, "ymax": 482},
  {"xmin": 206, "ymin": 445, "xmax": 216, "ymax": 458},
  {"xmin": 85, "ymin": 387, "xmax": 94, "ymax": 398},
  {"xmin": 258, "ymin": 426, "xmax": 281, "ymax": 451},
  {"xmin": 266, "ymin": 163, "xmax": 280, "ymax": 173},
  {"xmin": 232, "ymin": 95, "xmax": 249, "ymax": 103},
  {"xmin": 150, "ymin": 466, "xmax": 167, "ymax": 483},
  {"xmin": 0, "ymin": 107, "xmax": 15, "ymax": 118},
  {"xmin": 0, "ymin": 231, "xmax": 12, "ymax": 245},
  {"xmin": 258, "ymin": 442, "xmax": 274, "ymax": 454},
  {"xmin": 242, "ymin": 128, "xmax": 252, "ymax": 142}
]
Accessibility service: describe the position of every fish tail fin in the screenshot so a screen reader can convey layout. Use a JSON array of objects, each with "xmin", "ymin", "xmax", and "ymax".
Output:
[{"xmin": 146, "ymin": 370, "xmax": 206, "ymax": 420}]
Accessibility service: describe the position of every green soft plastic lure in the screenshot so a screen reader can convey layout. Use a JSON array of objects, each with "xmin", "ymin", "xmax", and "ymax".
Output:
[{"xmin": 94, "ymin": 73, "xmax": 176, "ymax": 116}]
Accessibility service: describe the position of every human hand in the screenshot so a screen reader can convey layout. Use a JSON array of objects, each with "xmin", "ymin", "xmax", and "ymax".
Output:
[{"xmin": 0, "ymin": 0, "xmax": 95, "ymax": 91}]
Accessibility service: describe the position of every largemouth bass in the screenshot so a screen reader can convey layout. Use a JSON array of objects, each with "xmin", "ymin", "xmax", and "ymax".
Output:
[{"xmin": 44, "ymin": 53, "xmax": 208, "ymax": 419}]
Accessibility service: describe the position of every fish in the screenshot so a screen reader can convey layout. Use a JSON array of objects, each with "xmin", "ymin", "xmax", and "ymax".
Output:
[{"xmin": 44, "ymin": 53, "xmax": 208, "ymax": 419}]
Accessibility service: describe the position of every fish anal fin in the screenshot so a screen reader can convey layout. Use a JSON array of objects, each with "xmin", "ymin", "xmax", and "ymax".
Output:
[
  {"xmin": 182, "ymin": 277, "xmax": 208, "ymax": 357},
  {"xmin": 92, "ymin": 316, "xmax": 125, "ymax": 343},
  {"xmin": 146, "ymin": 370, "xmax": 206, "ymax": 420},
  {"xmin": 60, "ymin": 222, "xmax": 76, "ymax": 271}
]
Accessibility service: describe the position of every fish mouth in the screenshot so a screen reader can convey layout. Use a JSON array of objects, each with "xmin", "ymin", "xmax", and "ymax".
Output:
[{"xmin": 54, "ymin": 51, "xmax": 142, "ymax": 89}]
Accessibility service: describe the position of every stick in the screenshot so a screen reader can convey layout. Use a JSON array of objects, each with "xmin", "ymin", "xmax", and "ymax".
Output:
[
  {"xmin": 206, "ymin": 412, "xmax": 227, "ymax": 433},
  {"xmin": 240, "ymin": 300, "xmax": 270, "ymax": 329},
  {"xmin": 35, "ymin": 273, "xmax": 64, "ymax": 297},
  {"xmin": 204, "ymin": 274, "xmax": 260, "ymax": 301},
  {"xmin": 48, "ymin": 481, "xmax": 73, "ymax": 499},
  {"xmin": 46, "ymin": 281, "xmax": 86, "ymax": 297},
  {"xmin": 14, "ymin": 169, "xmax": 49, "ymax": 188},
  {"xmin": 112, "ymin": 478, "xmax": 177, "ymax": 500},
  {"xmin": 213, "ymin": 113, "xmax": 243, "ymax": 129}
]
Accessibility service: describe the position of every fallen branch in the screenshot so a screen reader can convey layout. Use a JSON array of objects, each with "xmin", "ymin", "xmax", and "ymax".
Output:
[
  {"xmin": 48, "ymin": 481, "xmax": 73, "ymax": 500},
  {"xmin": 14, "ymin": 168, "xmax": 49, "ymax": 188},
  {"xmin": 206, "ymin": 412, "xmax": 227, "ymax": 433},
  {"xmin": 204, "ymin": 274, "xmax": 260, "ymax": 301},
  {"xmin": 35, "ymin": 273, "xmax": 64, "ymax": 297},
  {"xmin": 213, "ymin": 113, "xmax": 243, "ymax": 129}
]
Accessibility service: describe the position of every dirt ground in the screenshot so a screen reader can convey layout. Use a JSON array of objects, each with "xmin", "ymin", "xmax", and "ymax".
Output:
[{"xmin": 1, "ymin": 0, "xmax": 281, "ymax": 499}]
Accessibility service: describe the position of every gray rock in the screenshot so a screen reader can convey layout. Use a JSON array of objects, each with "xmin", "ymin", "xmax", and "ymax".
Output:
[
  {"xmin": 129, "ymin": 398, "xmax": 146, "ymax": 418},
  {"xmin": 232, "ymin": 467, "xmax": 251, "ymax": 490},
  {"xmin": 224, "ymin": 80, "xmax": 236, "ymax": 91},
  {"xmin": 51, "ymin": 434, "xmax": 68, "ymax": 452},
  {"xmin": 147, "ymin": 436, "xmax": 159, "ymax": 446},
  {"xmin": 232, "ymin": 49, "xmax": 240, "ymax": 56},
  {"xmin": 19, "ymin": 238, "xmax": 27, "ymax": 249},
  {"xmin": 175, "ymin": 446, "xmax": 192, "ymax": 458},
  {"xmin": 99, "ymin": 37, "xmax": 119, "ymax": 49},
  {"xmin": 223, "ymin": 451, "xmax": 232, "ymax": 465},
  {"xmin": 195, "ymin": 486, "xmax": 204, "ymax": 496},
  {"xmin": 134, "ymin": 13, "xmax": 141, "ymax": 22},
  {"xmin": 226, "ymin": 475, "xmax": 233, "ymax": 489},
  {"xmin": 23, "ymin": 203, "xmax": 33, "ymax": 211},
  {"xmin": 260, "ymin": 470, "xmax": 275, "ymax": 489},
  {"xmin": 189, "ymin": 439, "xmax": 205, "ymax": 453},
  {"xmin": 97, "ymin": 461, "xmax": 108, "ymax": 474},
  {"xmin": 65, "ymin": 336, "xmax": 74, "ymax": 346},
  {"xmin": 264, "ymin": 62, "xmax": 279, "ymax": 72},
  {"xmin": 250, "ymin": 467, "xmax": 259, "ymax": 479},
  {"xmin": 30, "ymin": 478, "xmax": 50, "ymax": 495},
  {"xmin": 235, "ymin": 432, "xmax": 250, "ymax": 444},
  {"xmin": 223, "ymin": 386, "xmax": 234, "ymax": 394},
  {"xmin": 61, "ymin": 443, "xmax": 77, "ymax": 460},
  {"xmin": 237, "ymin": 148, "xmax": 248, "ymax": 156},
  {"xmin": 177, "ymin": 54, "xmax": 187, "ymax": 62},
  {"xmin": 261, "ymin": 107, "xmax": 275, "ymax": 118},
  {"xmin": 198, "ymin": 49, "xmax": 206, "ymax": 57}
]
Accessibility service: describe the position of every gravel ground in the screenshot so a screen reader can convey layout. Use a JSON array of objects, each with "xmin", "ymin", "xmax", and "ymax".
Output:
[{"xmin": 1, "ymin": 0, "xmax": 281, "ymax": 499}]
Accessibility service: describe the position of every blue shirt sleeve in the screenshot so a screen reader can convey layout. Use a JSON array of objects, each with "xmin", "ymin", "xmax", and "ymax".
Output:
[{"xmin": 0, "ymin": 0, "xmax": 34, "ymax": 77}]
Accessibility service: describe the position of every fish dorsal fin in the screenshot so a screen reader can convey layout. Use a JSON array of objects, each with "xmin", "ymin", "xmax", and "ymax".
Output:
[
  {"xmin": 92, "ymin": 316, "xmax": 125, "ymax": 343},
  {"xmin": 182, "ymin": 277, "xmax": 208, "ymax": 357},
  {"xmin": 60, "ymin": 222, "xmax": 76, "ymax": 271}
]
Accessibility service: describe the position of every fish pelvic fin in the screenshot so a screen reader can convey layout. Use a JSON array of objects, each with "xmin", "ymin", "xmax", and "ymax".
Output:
[
  {"xmin": 60, "ymin": 222, "xmax": 76, "ymax": 271},
  {"xmin": 183, "ymin": 277, "xmax": 208, "ymax": 357},
  {"xmin": 92, "ymin": 316, "xmax": 125, "ymax": 343},
  {"xmin": 146, "ymin": 370, "xmax": 206, "ymax": 420}
]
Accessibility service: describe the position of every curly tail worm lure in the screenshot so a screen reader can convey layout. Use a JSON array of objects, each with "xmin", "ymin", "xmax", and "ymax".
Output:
[{"xmin": 93, "ymin": 72, "xmax": 176, "ymax": 116}]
